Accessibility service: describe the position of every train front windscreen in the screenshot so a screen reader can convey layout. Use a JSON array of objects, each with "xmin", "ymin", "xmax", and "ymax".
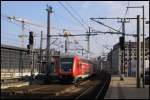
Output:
[{"xmin": 60, "ymin": 58, "xmax": 74, "ymax": 72}]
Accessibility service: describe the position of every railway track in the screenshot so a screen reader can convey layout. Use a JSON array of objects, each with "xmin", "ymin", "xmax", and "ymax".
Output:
[
  {"xmin": 74, "ymin": 70, "xmax": 111, "ymax": 100},
  {"xmin": 1, "ymin": 76, "xmax": 91, "ymax": 99},
  {"xmin": 1, "ymin": 71, "xmax": 111, "ymax": 100}
]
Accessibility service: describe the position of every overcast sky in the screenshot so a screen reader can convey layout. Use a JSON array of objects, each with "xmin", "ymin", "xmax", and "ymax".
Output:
[{"xmin": 1, "ymin": 1, "xmax": 149, "ymax": 58}]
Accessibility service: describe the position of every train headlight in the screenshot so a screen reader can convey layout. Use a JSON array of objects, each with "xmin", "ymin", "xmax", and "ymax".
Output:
[{"xmin": 69, "ymin": 69, "xmax": 72, "ymax": 71}]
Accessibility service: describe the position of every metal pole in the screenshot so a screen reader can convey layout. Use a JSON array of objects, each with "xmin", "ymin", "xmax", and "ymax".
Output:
[
  {"xmin": 120, "ymin": 19, "xmax": 125, "ymax": 80},
  {"xmin": 47, "ymin": 9, "xmax": 50, "ymax": 74},
  {"xmin": 65, "ymin": 38, "xmax": 67, "ymax": 53},
  {"xmin": 137, "ymin": 15, "xmax": 141, "ymax": 88},
  {"xmin": 126, "ymin": 6, "xmax": 145, "ymax": 87},
  {"xmin": 111, "ymin": 49, "xmax": 113, "ymax": 74},
  {"xmin": 40, "ymin": 31, "xmax": 43, "ymax": 73},
  {"xmin": 33, "ymin": 51, "xmax": 34, "ymax": 76},
  {"xmin": 120, "ymin": 51, "xmax": 124, "ymax": 80},
  {"xmin": 31, "ymin": 49, "xmax": 33, "ymax": 76},
  {"xmin": 122, "ymin": 20, "xmax": 126, "ymax": 77},
  {"xmin": 21, "ymin": 21, "xmax": 25, "ymax": 48},
  {"xmin": 65, "ymin": 37, "xmax": 69, "ymax": 53},
  {"xmin": 67, "ymin": 37, "xmax": 69, "ymax": 53},
  {"xmin": 46, "ymin": 6, "xmax": 52, "ymax": 80},
  {"xmin": 129, "ymin": 40, "xmax": 132, "ymax": 76},
  {"xmin": 101, "ymin": 57, "xmax": 103, "ymax": 70},
  {"xmin": 87, "ymin": 27, "xmax": 90, "ymax": 59},
  {"xmin": 30, "ymin": 47, "xmax": 34, "ymax": 79},
  {"xmin": 142, "ymin": 5, "xmax": 145, "ymax": 88},
  {"xmin": 81, "ymin": 49, "xmax": 84, "ymax": 56}
]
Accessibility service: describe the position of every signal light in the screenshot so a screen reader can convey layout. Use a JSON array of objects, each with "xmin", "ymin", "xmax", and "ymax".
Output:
[
  {"xmin": 29, "ymin": 31, "xmax": 34, "ymax": 45},
  {"xmin": 119, "ymin": 36, "xmax": 124, "ymax": 50}
]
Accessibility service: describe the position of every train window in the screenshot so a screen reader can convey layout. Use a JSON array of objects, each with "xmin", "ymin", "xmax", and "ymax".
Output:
[
  {"xmin": 60, "ymin": 57, "xmax": 73, "ymax": 72},
  {"xmin": 61, "ymin": 62, "xmax": 73, "ymax": 72},
  {"xmin": 61, "ymin": 58, "xmax": 73, "ymax": 62}
]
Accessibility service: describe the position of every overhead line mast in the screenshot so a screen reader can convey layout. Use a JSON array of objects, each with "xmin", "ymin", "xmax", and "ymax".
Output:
[
  {"xmin": 90, "ymin": 16, "xmax": 144, "ymax": 80},
  {"xmin": 46, "ymin": 5, "xmax": 53, "ymax": 82}
]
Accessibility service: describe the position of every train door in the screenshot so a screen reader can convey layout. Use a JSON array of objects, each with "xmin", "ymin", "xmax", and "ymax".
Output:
[
  {"xmin": 79, "ymin": 61, "xmax": 82, "ymax": 76},
  {"xmin": 81, "ymin": 63, "xmax": 87, "ymax": 79}
]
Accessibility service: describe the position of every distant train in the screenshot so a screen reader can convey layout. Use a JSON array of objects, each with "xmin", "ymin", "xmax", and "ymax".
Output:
[{"xmin": 58, "ymin": 54, "xmax": 97, "ymax": 83}]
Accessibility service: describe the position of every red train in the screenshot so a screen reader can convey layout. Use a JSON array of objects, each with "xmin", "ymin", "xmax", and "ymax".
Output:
[{"xmin": 57, "ymin": 54, "xmax": 97, "ymax": 83}]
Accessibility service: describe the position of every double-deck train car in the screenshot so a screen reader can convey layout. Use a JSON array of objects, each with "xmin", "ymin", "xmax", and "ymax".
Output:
[{"xmin": 58, "ymin": 54, "xmax": 97, "ymax": 83}]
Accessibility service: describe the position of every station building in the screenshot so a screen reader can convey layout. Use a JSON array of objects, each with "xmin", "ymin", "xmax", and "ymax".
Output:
[{"xmin": 107, "ymin": 37, "xmax": 149, "ymax": 76}]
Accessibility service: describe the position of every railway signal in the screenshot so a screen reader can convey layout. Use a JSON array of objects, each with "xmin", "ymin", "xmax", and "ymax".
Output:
[
  {"xmin": 29, "ymin": 32, "xmax": 34, "ymax": 45},
  {"xmin": 29, "ymin": 31, "xmax": 34, "ymax": 45},
  {"xmin": 119, "ymin": 36, "xmax": 125, "ymax": 50}
]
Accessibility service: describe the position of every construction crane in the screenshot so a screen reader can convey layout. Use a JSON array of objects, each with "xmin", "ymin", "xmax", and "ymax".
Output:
[
  {"xmin": 8, "ymin": 16, "xmax": 26, "ymax": 47},
  {"xmin": 6, "ymin": 16, "xmax": 44, "ymax": 47},
  {"xmin": 2, "ymin": 15, "xmax": 46, "ymax": 48},
  {"xmin": 61, "ymin": 29, "xmax": 95, "ymax": 57},
  {"xmin": 3, "ymin": 15, "xmax": 84, "ymax": 48}
]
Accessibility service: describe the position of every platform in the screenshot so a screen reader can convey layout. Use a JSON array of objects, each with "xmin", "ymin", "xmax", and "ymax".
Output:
[
  {"xmin": 1, "ymin": 81, "xmax": 29, "ymax": 89},
  {"xmin": 105, "ymin": 76, "xmax": 149, "ymax": 99}
]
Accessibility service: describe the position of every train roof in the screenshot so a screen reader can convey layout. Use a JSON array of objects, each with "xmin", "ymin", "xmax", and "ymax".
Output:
[
  {"xmin": 60, "ymin": 53, "xmax": 75, "ymax": 58},
  {"xmin": 60, "ymin": 53, "xmax": 85, "ymax": 59},
  {"xmin": 60, "ymin": 54, "xmax": 93, "ymax": 62},
  {"xmin": 60, "ymin": 53, "xmax": 97, "ymax": 64}
]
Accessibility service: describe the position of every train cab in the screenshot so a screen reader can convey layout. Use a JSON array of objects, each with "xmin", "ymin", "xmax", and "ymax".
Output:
[
  {"xmin": 59, "ymin": 55, "xmax": 74, "ymax": 82},
  {"xmin": 59, "ymin": 54, "xmax": 97, "ymax": 83}
]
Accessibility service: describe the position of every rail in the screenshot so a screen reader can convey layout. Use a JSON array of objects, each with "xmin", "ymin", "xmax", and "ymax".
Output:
[
  {"xmin": 75, "ymin": 86, "xmax": 93, "ymax": 100},
  {"xmin": 95, "ymin": 73, "xmax": 111, "ymax": 99},
  {"xmin": 74, "ymin": 71, "xmax": 111, "ymax": 100}
]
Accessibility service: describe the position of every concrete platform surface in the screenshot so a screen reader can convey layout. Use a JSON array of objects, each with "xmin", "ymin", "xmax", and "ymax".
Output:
[
  {"xmin": 1, "ymin": 81, "xmax": 29, "ymax": 89},
  {"xmin": 105, "ymin": 76, "xmax": 149, "ymax": 99}
]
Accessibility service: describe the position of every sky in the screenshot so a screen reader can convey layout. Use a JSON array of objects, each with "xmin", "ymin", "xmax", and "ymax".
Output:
[{"xmin": 1, "ymin": 1, "xmax": 149, "ymax": 58}]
